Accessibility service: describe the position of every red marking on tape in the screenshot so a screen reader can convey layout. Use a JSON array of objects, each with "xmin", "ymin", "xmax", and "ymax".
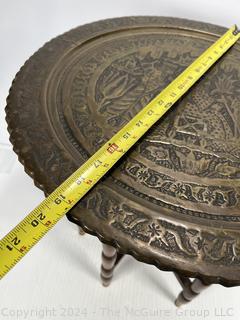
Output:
[
  {"xmin": 107, "ymin": 143, "xmax": 119, "ymax": 154},
  {"xmin": 20, "ymin": 246, "xmax": 27, "ymax": 252}
]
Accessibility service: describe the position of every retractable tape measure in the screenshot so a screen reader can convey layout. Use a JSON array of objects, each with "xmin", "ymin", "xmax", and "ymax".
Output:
[{"xmin": 1, "ymin": 25, "xmax": 240, "ymax": 279}]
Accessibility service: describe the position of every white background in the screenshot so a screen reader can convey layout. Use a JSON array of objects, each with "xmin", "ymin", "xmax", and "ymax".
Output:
[{"xmin": 0, "ymin": 1, "xmax": 240, "ymax": 319}]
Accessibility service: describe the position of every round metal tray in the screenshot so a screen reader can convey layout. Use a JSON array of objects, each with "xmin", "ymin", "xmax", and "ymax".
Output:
[{"xmin": 5, "ymin": 16, "xmax": 240, "ymax": 286}]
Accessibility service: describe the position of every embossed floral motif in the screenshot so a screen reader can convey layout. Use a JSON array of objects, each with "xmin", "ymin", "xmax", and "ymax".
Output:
[
  {"xmin": 210, "ymin": 72, "xmax": 238, "ymax": 98},
  {"xmin": 137, "ymin": 168, "xmax": 149, "ymax": 181},
  {"xmin": 203, "ymin": 190, "xmax": 215, "ymax": 202},
  {"xmin": 147, "ymin": 223, "xmax": 161, "ymax": 237},
  {"xmin": 171, "ymin": 183, "xmax": 186, "ymax": 195},
  {"xmin": 109, "ymin": 205, "xmax": 124, "ymax": 216}
]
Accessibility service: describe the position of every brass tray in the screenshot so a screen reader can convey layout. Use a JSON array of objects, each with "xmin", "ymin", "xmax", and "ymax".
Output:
[{"xmin": 5, "ymin": 16, "xmax": 240, "ymax": 286}]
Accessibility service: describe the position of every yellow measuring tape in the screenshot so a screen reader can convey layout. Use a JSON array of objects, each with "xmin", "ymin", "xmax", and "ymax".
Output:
[{"xmin": 1, "ymin": 25, "xmax": 240, "ymax": 279}]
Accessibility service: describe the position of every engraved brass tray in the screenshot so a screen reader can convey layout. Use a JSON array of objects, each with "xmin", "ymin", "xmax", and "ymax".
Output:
[{"xmin": 5, "ymin": 17, "xmax": 240, "ymax": 286}]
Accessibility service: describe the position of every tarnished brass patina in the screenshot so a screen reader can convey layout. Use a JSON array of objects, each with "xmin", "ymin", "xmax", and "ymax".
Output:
[{"xmin": 5, "ymin": 17, "xmax": 240, "ymax": 287}]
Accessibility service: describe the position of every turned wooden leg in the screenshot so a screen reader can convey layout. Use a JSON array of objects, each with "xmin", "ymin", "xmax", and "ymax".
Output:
[
  {"xmin": 100, "ymin": 243, "xmax": 117, "ymax": 287},
  {"xmin": 78, "ymin": 226, "xmax": 85, "ymax": 235},
  {"xmin": 174, "ymin": 273, "xmax": 210, "ymax": 307}
]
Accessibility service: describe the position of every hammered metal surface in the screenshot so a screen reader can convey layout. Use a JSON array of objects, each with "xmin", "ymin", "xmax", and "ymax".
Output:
[{"xmin": 5, "ymin": 17, "xmax": 240, "ymax": 286}]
